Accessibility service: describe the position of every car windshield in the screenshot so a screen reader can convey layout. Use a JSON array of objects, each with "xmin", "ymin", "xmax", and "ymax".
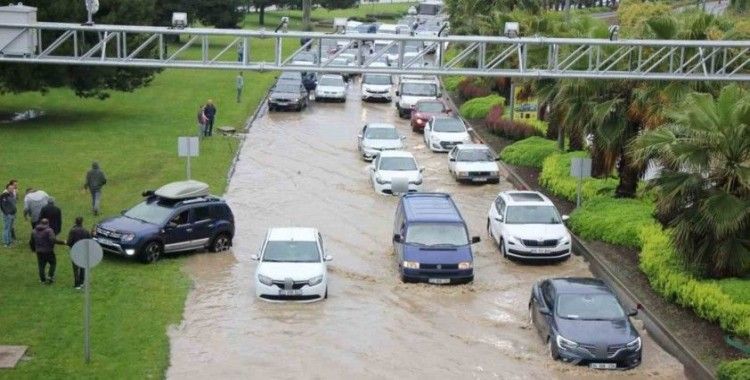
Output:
[
  {"xmin": 279, "ymin": 72, "xmax": 301, "ymax": 81},
  {"xmin": 295, "ymin": 52, "xmax": 315, "ymax": 62},
  {"xmin": 457, "ymin": 149, "xmax": 494, "ymax": 162},
  {"xmin": 505, "ymin": 205, "xmax": 561, "ymax": 224},
  {"xmin": 379, "ymin": 157, "xmax": 417, "ymax": 171},
  {"xmin": 273, "ymin": 84, "xmax": 299, "ymax": 93},
  {"xmin": 356, "ymin": 24, "xmax": 373, "ymax": 33},
  {"xmin": 124, "ymin": 201, "xmax": 174, "ymax": 225},
  {"xmin": 556, "ymin": 293, "xmax": 626, "ymax": 320},
  {"xmin": 416, "ymin": 102, "xmax": 444, "ymax": 113},
  {"xmin": 262, "ymin": 240, "xmax": 320, "ymax": 263},
  {"xmin": 418, "ymin": 4, "xmax": 440, "ymax": 15},
  {"xmin": 365, "ymin": 128, "xmax": 399, "ymax": 140},
  {"xmin": 401, "ymin": 83, "xmax": 437, "ymax": 96},
  {"xmin": 319, "ymin": 77, "xmax": 344, "ymax": 86},
  {"xmin": 363, "ymin": 74, "xmax": 391, "ymax": 85},
  {"xmin": 432, "ymin": 118, "xmax": 466, "ymax": 132},
  {"xmin": 406, "ymin": 223, "xmax": 468, "ymax": 246}
]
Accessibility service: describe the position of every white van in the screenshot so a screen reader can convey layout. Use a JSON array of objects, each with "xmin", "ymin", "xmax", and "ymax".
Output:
[{"xmin": 395, "ymin": 77, "xmax": 441, "ymax": 119}]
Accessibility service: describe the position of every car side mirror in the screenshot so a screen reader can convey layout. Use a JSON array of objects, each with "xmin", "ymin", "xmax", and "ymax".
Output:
[
  {"xmin": 167, "ymin": 222, "xmax": 178, "ymax": 229},
  {"xmin": 562, "ymin": 215, "xmax": 570, "ymax": 222},
  {"xmin": 419, "ymin": 167, "xmax": 425, "ymax": 173},
  {"xmin": 467, "ymin": 127, "xmax": 474, "ymax": 132},
  {"xmin": 358, "ymin": 134, "xmax": 363, "ymax": 139},
  {"xmin": 471, "ymin": 236, "xmax": 481, "ymax": 244},
  {"xmin": 449, "ymin": 157, "xmax": 455, "ymax": 162},
  {"xmin": 437, "ymin": 92, "xmax": 443, "ymax": 98},
  {"xmin": 393, "ymin": 234, "xmax": 403, "ymax": 243},
  {"xmin": 324, "ymin": 255, "xmax": 333, "ymax": 262},
  {"xmin": 628, "ymin": 308, "xmax": 638, "ymax": 317},
  {"xmin": 400, "ymin": 136, "xmax": 406, "ymax": 140},
  {"xmin": 539, "ymin": 308, "xmax": 551, "ymax": 316},
  {"xmin": 495, "ymin": 157, "xmax": 501, "ymax": 161},
  {"xmin": 495, "ymin": 216, "xmax": 504, "ymax": 222},
  {"xmin": 250, "ymin": 254, "xmax": 259, "ymax": 261}
]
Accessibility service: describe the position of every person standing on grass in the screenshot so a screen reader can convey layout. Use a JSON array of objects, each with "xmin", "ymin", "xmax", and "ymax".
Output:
[
  {"xmin": 203, "ymin": 99, "xmax": 217, "ymax": 137},
  {"xmin": 7, "ymin": 179, "xmax": 17, "ymax": 240},
  {"xmin": 236, "ymin": 72, "xmax": 244, "ymax": 103},
  {"xmin": 197, "ymin": 105, "xmax": 208, "ymax": 137},
  {"xmin": 67, "ymin": 216, "xmax": 90, "ymax": 289},
  {"xmin": 1, "ymin": 183, "xmax": 17, "ymax": 247},
  {"xmin": 30, "ymin": 218, "xmax": 65, "ymax": 285},
  {"xmin": 84, "ymin": 161, "xmax": 107, "ymax": 216},
  {"xmin": 23, "ymin": 188, "xmax": 48, "ymax": 228},
  {"xmin": 39, "ymin": 197, "xmax": 62, "ymax": 235}
]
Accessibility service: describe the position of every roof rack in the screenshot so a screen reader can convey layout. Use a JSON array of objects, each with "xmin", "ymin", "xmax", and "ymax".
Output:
[{"xmin": 154, "ymin": 180, "xmax": 210, "ymax": 200}]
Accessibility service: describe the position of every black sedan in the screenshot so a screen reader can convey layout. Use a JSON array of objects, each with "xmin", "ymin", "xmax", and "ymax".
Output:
[
  {"xmin": 529, "ymin": 278, "xmax": 642, "ymax": 369},
  {"xmin": 268, "ymin": 82, "xmax": 309, "ymax": 112}
]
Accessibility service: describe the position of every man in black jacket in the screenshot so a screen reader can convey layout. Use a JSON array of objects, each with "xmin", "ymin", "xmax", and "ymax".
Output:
[
  {"xmin": 39, "ymin": 197, "xmax": 62, "ymax": 235},
  {"xmin": 67, "ymin": 216, "xmax": 91, "ymax": 289},
  {"xmin": 203, "ymin": 99, "xmax": 217, "ymax": 137},
  {"xmin": 1, "ymin": 183, "xmax": 17, "ymax": 247},
  {"xmin": 30, "ymin": 219, "xmax": 65, "ymax": 284}
]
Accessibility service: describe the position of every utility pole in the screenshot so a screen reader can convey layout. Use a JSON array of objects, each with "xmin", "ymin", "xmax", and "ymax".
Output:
[{"xmin": 302, "ymin": 0, "xmax": 312, "ymax": 31}]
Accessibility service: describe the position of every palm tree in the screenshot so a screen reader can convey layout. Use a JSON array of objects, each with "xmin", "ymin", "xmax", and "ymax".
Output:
[{"xmin": 630, "ymin": 84, "xmax": 750, "ymax": 278}]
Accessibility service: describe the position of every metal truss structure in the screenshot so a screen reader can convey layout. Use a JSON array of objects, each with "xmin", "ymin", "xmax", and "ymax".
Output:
[{"xmin": 0, "ymin": 22, "xmax": 748, "ymax": 81}]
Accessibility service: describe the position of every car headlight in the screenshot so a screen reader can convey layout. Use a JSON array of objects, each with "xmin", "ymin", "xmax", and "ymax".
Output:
[
  {"xmin": 458, "ymin": 261, "xmax": 472, "ymax": 269},
  {"xmin": 121, "ymin": 233, "xmax": 135, "ymax": 242},
  {"xmin": 416, "ymin": 119, "xmax": 425, "ymax": 124},
  {"xmin": 560, "ymin": 237, "xmax": 571, "ymax": 245},
  {"xmin": 489, "ymin": 171, "xmax": 499, "ymax": 176},
  {"xmin": 556, "ymin": 335, "xmax": 579, "ymax": 350},
  {"xmin": 457, "ymin": 171, "xmax": 469, "ymax": 177},
  {"xmin": 626, "ymin": 337, "xmax": 641, "ymax": 351},
  {"xmin": 411, "ymin": 177, "xmax": 423, "ymax": 185},
  {"xmin": 402, "ymin": 261, "xmax": 420, "ymax": 269},
  {"xmin": 257, "ymin": 274, "xmax": 274, "ymax": 286},
  {"xmin": 376, "ymin": 175, "xmax": 390, "ymax": 185},
  {"xmin": 308, "ymin": 275, "xmax": 323, "ymax": 286}
]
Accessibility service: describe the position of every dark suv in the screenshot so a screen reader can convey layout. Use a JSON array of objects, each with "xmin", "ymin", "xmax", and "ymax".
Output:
[{"xmin": 94, "ymin": 183, "xmax": 235, "ymax": 263}]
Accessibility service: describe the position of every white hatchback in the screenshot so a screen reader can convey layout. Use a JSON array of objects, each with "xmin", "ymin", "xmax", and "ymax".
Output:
[
  {"xmin": 358, "ymin": 122, "xmax": 405, "ymax": 161},
  {"xmin": 315, "ymin": 74, "xmax": 347, "ymax": 102},
  {"xmin": 369, "ymin": 151, "xmax": 424, "ymax": 195},
  {"xmin": 448, "ymin": 144, "xmax": 500, "ymax": 184},
  {"xmin": 424, "ymin": 116, "xmax": 472, "ymax": 152},
  {"xmin": 252, "ymin": 227, "xmax": 332, "ymax": 302}
]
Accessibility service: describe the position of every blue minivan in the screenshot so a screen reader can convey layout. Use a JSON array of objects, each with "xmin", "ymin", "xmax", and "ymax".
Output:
[{"xmin": 392, "ymin": 193, "xmax": 480, "ymax": 284}]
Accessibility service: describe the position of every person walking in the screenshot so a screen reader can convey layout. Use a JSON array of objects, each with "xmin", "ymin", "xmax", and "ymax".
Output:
[
  {"xmin": 236, "ymin": 72, "xmax": 244, "ymax": 103},
  {"xmin": 84, "ymin": 161, "xmax": 107, "ymax": 216},
  {"xmin": 67, "ymin": 216, "xmax": 90, "ymax": 289},
  {"xmin": 30, "ymin": 218, "xmax": 65, "ymax": 284},
  {"xmin": 23, "ymin": 188, "xmax": 48, "ymax": 228},
  {"xmin": 203, "ymin": 99, "xmax": 217, "ymax": 137},
  {"xmin": 196, "ymin": 105, "xmax": 208, "ymax": 137},
  {"xmin": 39, "ymin": 197, "xmax": 62, "ymax": 235},
  {"xmin": 1, "ymin": 183, "xmax": 17, "ymax": 247}
]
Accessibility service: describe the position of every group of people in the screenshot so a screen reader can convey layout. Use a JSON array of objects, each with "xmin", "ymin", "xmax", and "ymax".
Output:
[
  {"xmin": 0, "ymin": 162, "xmax": 108, "ymax": 289},
  {"xmin": 196, "ymin": 99, "xmax": 218, "ymax": 137}
]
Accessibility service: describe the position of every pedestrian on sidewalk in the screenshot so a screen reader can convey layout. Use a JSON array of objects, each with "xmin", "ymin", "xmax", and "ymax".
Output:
[
  {"xmin": 236, "ymin": 72, "xmax": 244, "ymax": 103},
  {"xmin": 203, "ymin": 99, "xmax": 217, "ymax": 137},
  {"xmin": 1, "ymin": 182, "xmax": 17, "ymax": 247},
  {"xmin": 197, "ymin": 105, "xmax": 208, "ymax": 137},
  {"xmin": 39, "ymin": 197, "xmax": 62, "ymax": 235},
  {"xmin": 84, "ymin": 161, "xmax": 107, "ymax": 216},
  {"xmin": 30, "ymin": 218, "xmax": 65, "ymax": 285},
  {"xmin": 67, "ymin": 216, "xmax": 90, "ymax": 289}
]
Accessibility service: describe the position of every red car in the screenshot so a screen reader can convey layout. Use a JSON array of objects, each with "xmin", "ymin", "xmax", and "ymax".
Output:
[{"xmin": 410, "ymin": 99, "xmax": 452, "ymax": 132}]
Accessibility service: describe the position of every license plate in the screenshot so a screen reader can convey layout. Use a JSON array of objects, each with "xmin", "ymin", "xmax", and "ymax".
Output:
[
  {"xmin": 589, "ymin": 363, "xmax": 617, "ymax": 369},
  {"xmin": 471, "ymin": 177, "xmax": 488, "ymax": 182},
  {"xmin": 96, "ymin": 237, "xmax": 116, "ymax": 246},
  {"xmin": 279, "ymin": 289, "xmax": 302, "ymax": 296},
  {"xmin": 530, "ymin": 248, "xmax": 548, "ymax": 254},
  {"xmin": 428, "ymin": 278, "xmax": 450, "ymax": 284}
]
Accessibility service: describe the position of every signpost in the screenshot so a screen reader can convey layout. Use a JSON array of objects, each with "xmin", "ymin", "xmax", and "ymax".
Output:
[
  {"xmin": 70, "ymin": 239, "xmax": 103, "ymax": 364},
  {"xmin": 570, "ymin": 157, "xmax": 592, "ymax": 208},
  {"xmin": 178, "ymin": 136, "xmax": 200, "ymax": 180}
]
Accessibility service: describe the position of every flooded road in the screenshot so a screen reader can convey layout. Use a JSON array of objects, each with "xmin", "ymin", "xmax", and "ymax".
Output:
[{"xmin": 167, "ymin": 81, "xmax": 684, "ymax": 379}]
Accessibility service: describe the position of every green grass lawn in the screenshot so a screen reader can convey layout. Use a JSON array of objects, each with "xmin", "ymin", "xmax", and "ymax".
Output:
[{"xmin": 242, "ymin": 2, "xmax": 414, "ymax": 30}]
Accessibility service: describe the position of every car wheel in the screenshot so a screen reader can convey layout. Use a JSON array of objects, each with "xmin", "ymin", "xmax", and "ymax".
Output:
[
  {"xmin": 140, "ymin": 241, "xmax": 162, "ymax": 264},
  {"xmin": 500, "ymin": 238, "xmax": 508, "ymax": 258},
  {"xmin": 548, "ymin": 337, "xmax": 560, "ymax": 360},
  {"xmin": 324, "ymin": 287, "xmax": 328, "ymax": 299},
  {"xmin": 400, "ymin": 273, "xmax": 414, "ymax": 283},
  {"xmin": 528, "ymin": 303, "xmax": 535, "ymax": 326},
  {"xmin": 210, "ymin": 233, "xmax": 231, "ymax": 252}
]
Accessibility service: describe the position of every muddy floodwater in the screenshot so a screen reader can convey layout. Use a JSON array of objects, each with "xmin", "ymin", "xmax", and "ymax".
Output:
[{"xmin": 167, "ymin": 81, "xmax": 685, "ymax": 379}]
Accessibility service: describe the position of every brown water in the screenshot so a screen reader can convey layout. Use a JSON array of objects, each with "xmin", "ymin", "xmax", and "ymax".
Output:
[{"xmin": 166, "ymin": 81, "xmax": 685, "ymax": 379}]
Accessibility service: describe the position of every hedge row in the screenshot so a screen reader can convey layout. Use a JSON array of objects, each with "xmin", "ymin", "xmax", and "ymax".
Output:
[
  {"xmin": 443, "ymin": 76, "xmax": 464, "ymax": 92},
  {"xmin": 568, "ymin": 197, "xmax": 658, "ymax": 249},
  {"xmin": 499, "ymin": 136, "xmax": 558, "ymax": 168},
  {"xmin": 718, "ymin": 359, "xmax": 750, "ymax": 380},
  {"xmin": 459, "ymin": 94, "xmax": 505, "ymax": 119},
  {"xmin": 538, "ymin": 151, "xmax": 617, "ymax": 202},
  {"xmin": 639, "ymin": 225, "xmax": 750, "ymax": 338}
]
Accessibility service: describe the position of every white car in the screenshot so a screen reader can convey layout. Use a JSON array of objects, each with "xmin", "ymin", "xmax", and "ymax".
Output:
[
  {"xmin": 369, "ymin": 151, "xmax": 424, "ymax": 195},
  {"xmin": 361, "ymin": 73, "xmax": 393, "ymax": 102},
  {"xmin": 395, "ymin": 79, "xmax": 441, "ymax": 118},
  {"xmin": 315, "ymin": 74, "xmax": 347, "ymax": 102},
  {"xmin": 486, "ymin": 191, "xmax": 571, "ymax": 261},
  {"xmin": 252, "ymin": 227, "xmax": 332, "ymax": 302},
  {"xmin": 448, "ymin": 144, "xmax": 500, "ymax": 184},
  {"xmin": 424, "ymin": 116, "xmax": 472, "ymax": 152},
  {"xmin": 358, "ymin": 122, "xmax": 405, "ymax": 160}
]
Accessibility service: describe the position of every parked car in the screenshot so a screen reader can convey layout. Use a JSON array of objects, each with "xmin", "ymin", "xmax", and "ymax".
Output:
[
  {"xmin": 94, "ymin": 181, "xmax": 234, "ymax": 263},
  {"xmin": 529, "ymin": 278, "xmax": 642, "ymax": 369},
  {"xmin": 423, "ymin": 116, "xmax": 472, "ymax": 152},
  {"xmin": 361, "ymin": 73, "xmax": 393, "ymax": 102},
  {"xmin": 357, "ymin": 122, "xmax": 405, "ymax": 161},
  {"xmin": 369, "ymin": 151, "xmax": 424, "ymax": 195},
  {"xmin": 315, "ymin": 74, "xmax": 347, "ymax": 102},
  {"xmin": 487, "ymin": 191, "xmax": 571, "ymax": 261},
  {"xmin": 410, "ymin": 99, "xmax": 451, "ymax": 132},
  {"xmin": 395, "ymin": 78, "xmax": 441, "ymax": 118},
  {"xmin": 392, "ymin": 193, "xmax": 480, "ymax": 284},
  {"xmin": 252, "ymin": 227, "xmax": 332, "ymax": 302},
  {"xmin": 268, "ymin": 82, "xmax": 309, "ymax": 111},
  {"xmin": 448, "ymin": 144, "xmax": 500, "ymax": 183}
]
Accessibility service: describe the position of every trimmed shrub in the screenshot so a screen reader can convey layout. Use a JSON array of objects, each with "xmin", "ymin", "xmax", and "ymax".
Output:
[
  {"xmin": 487, "ymin": 118, "xmax": 542, "ymax": 140},
  {"xmin": 718, "ymin": 359, "xmax": 750, "ymax": 380},
  {"xmin": 719, "ymin": 278, "xmax": 750, "ymax": 305},
  {"xmin": 457, "ymin": 77, "xmax": 492, "ymax": 100},
  {"xmin": 459, "ymin": 94, "xmax": 505, "ymax": 119},
  {"xmin": 500, "ymin": 136, "xmax": 559, "ymax": 168},
  {"xmin": 443, "ymin": 76, "xmax": 464, "ymax": 92},
  {"xmin": 639, "ymin": 225, "xmax": 750, "ymax": 338},
  {"xmin": 538, "ymin": 152, "xmax": 617, "ymax": 202},
  {"xmin": 568, "ymin": 197, "xmax": 658, "ymax": 248}
]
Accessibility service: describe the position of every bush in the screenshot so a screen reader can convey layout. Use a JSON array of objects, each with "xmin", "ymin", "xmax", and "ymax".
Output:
[
  {"xmin": 718, "ymin": 359, "xmax": 750, "ymax": 380},
  {"xmin": 443, "ymin": 76, "xmax": 464, "ymax": 92},
  {"xmin": 487, "ymin": 118, "xmax": 543, "ymax": 140},
  {"xmin": 639, "ymin": 225, "xmax": 750, "ymax": 338},
  {"xmin": 500, "ymin": 136, "xmax": 559, "ymax": 168},
  {"xmin": 457, "ymin": 77, "xmax": 492, "ymax": 100},
  {"xmin": 568, "ymin": 197, "xmax": 658, "ymax": 248},
  {"xmin": 459, "ymin": 94, "xmax": 505, "ymax": 119},
  {"xmin": 538, "ymin": 152, "xmax": 617, "ymax": 202}
]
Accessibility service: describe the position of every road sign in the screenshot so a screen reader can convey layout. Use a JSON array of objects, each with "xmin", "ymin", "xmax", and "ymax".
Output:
[
  {"xmin": 570, "ymin": 157, "xmax": 592, "ymax": 208},
  {"xmin": 178, "ymin": 136, "xmax": 199, "ymax": 180},
  {"xmin": 70, "ymin": 239, "xmax": 103, "ymax": 364}
]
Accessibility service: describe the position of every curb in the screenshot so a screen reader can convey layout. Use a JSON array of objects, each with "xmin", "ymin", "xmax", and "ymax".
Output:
[{"xmin": 225, "ymin": 87, "xmax": 272, "ymax": 185}]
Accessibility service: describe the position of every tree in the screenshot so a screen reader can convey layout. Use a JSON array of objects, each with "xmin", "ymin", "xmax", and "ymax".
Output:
[
  {"xmin": 630, "ymin": 85, "xmax": 750, "ymax": 278},
  {"xmin": 317, "ymin": 0, "xmax": 358, "ymax": 9},
  {"xmin": 189, "ymin": 0, "xmax": 244, "ymax": 28}
]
